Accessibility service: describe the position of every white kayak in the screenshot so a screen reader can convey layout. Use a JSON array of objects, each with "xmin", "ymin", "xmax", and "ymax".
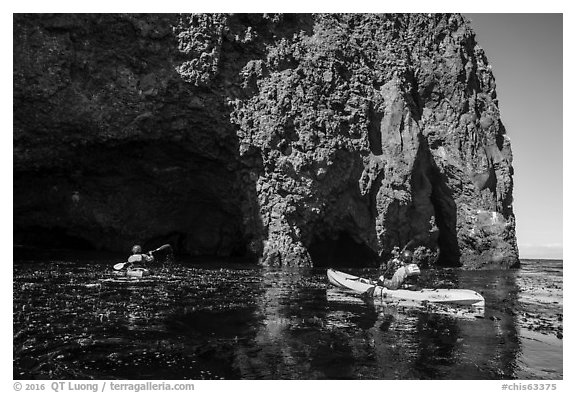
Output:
[
  {"xmin": 326, "ymin": 288, "xmax": 485, "ymax": 319},
  {"xmin": 327, "ymin": 269, "xmax": 485, "ymax": 307},
  {"xmin": 112, "ymin": 267, "xmax": 151, "ymax": 278}
]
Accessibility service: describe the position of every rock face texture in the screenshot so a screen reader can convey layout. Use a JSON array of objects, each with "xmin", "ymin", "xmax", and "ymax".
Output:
[{"xmin": 14, "ymin": 13, "xmax": 519, "ymax": 268}]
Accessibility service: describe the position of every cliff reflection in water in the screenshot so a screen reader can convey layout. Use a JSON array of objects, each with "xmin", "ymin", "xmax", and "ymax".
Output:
[
  {"xmin": 13, "ymin": 259, "xmax": 561, "ymax": 379},
  {"xmin": 232, "ymin": 267, "xmax": 523, "ymax": 379}
]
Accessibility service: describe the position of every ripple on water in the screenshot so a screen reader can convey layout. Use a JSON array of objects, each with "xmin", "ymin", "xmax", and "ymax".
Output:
[{"xmin": 13, "ymin": 259, "xmax": 562, "ymax": 379}]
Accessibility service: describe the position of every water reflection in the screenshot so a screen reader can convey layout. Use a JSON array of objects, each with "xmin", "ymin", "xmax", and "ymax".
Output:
[
  {"xmin": 233, "ymin": 268, "xmax": 334, "ymax": 379},
  {"xmin": 13, "ymin": 260, "xmax": 561, "ymax": 379},
  {"xmin": 239, "ymin": 267, "xmax": 524, "ymax": 379}
]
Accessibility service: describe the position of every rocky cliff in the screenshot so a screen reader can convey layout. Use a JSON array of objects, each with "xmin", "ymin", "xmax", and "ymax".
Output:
[{"xmin": 13, "ymin": 13, "xmax": 519, "ymax": 268}]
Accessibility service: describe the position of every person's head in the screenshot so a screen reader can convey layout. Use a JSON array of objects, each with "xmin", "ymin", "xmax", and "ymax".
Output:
[
  {"xmin": 131, "ymin": 244, "xmax": 142, "ymax": 254},
  {"xmin": 400, "ymin": 250, "xmax": 413, "ymax": 263}
]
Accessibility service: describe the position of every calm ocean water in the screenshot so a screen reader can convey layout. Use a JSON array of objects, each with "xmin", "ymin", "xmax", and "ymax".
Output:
[{"xmin": 13, "ymin": 257, "xmax": 562, "ymax": 380}]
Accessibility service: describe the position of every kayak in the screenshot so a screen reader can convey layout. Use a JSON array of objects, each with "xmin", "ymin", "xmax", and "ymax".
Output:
[
  {"xmin": 127, "ymin": 268, "xmax": 150, "ymax": 278},
  {"xmin": 327, "ymin": 269, "xmax": 485, "ymax": 307},
  {"xmin": 112, "ymin": 267, "xmax": 151, "ymax": 278},
  {"xmin": 101, "ymin": 277, "xmax": 156, "ymax": 286},
  {"xmin": 326, "ymin": 288, "xmax": 485, "ymax": 319}
]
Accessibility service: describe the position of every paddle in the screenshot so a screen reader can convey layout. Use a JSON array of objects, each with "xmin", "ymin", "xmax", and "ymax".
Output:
[
  {"xmin": 401, "ymin": 239, "xmax": 415, "ymax": 252},
  {"xmin": 113, "ymin": 244, "xmax": 173, "ymax": 270},
  {"xmin": 113, "ymin": 261, "xmax": 129, "ymax": 270}
]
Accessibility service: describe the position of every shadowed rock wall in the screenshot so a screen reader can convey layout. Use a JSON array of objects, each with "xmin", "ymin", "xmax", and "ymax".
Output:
[{"xmin": 13, "ymin": 13, "xmax": 519, "ymax": 268}]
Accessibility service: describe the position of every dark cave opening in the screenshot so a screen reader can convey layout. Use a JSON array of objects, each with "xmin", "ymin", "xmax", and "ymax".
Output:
[
  {"xmin": 13, "ymin": 225, "xmax": 109, "ymax": 261},
  {"xmin": 411, "ymin": 137, "xmax": 461, "ymax": 267},
  {"xmin": 308, "ymin": 232, "xmax": 379, "ymax": 268},
  {"xmin": 14, "ymin": 226, "xmax": 95, "ymax": 250},
  {"xmin": 143, "ymin": 231, "xmax": 248, "ymax": 260},
  {"xmin": 429, "ymin": 186, "xmax": 461, "ymax": 267},
  {"xmin": 13, "ymin": 140, "xmax": 253, "ymax": 260}
]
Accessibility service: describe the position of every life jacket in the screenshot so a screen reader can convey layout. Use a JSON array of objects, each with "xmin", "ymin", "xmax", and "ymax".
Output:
[
  {"xmin": 401, "ymin": 263, "xmax": 421, "ymax": 288},
  {"xmin": 127, "ymin": 254, "xmax": 154, "ymax": 263}
]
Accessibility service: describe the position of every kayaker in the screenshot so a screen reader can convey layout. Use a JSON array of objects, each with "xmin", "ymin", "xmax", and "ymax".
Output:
[
  {"xmin": 113, "ymin": 244, "xmax": 173, "ymax": 272},
  {"xmin": 125, "ymin": 244, "xmax": 174, "ymax": 268},
  {"xmin": 377, "ymin": 249, "xmax": 420, "ymax": 290},
  {"xmin": 124, "ymin": 244, "xmax": 154, "ymax": 269}
]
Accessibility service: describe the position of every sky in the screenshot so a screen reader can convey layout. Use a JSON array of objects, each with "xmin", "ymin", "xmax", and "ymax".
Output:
[{"xmin": 464, "ymin": 14, "xmax": 563, "ymax": 260}]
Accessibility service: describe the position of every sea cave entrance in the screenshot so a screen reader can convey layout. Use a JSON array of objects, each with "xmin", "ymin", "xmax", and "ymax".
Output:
[
  {"xmin": 411, "ymin": 137, "xmax": 461, "ymax": 267},
  {"xmin": 308, "ymin": 232, "xmax": 379, "ymax": 268}
]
